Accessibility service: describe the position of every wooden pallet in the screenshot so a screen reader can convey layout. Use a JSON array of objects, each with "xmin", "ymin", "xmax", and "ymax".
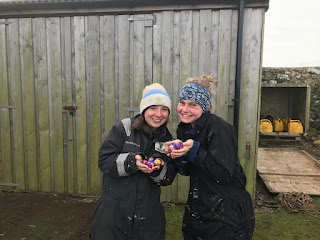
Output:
[
  {"xmin": 259, "ymin": 132, "xmax": 305, "ymax": 140},
  {"xmin": 257, "ymin": 148, "xmax": 320, "ymax": 195}
]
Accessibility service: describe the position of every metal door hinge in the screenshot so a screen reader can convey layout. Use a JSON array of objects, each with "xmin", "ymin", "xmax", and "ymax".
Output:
[
  {"xmin": 126, "ymin": 107, "xmax": 140, "ymax": 112},
  {"xmin": 127, "ymin": 15, "xmax": 156, "ymax": 25},
  {"xmin": 0, "ymin": 105, "xmax": 15, "ymax": 109},
  {"xmin": 0, "ymin": 20, "xmax": 11, "ymax": 25}
]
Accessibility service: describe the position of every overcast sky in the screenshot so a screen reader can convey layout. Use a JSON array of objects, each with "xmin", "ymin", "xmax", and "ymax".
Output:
[{"xmin": 263, "ymin": 0, "xmax": 320, "ymax": 67}]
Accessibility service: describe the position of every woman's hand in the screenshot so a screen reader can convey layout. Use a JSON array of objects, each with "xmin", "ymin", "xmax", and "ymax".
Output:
[
  {"xmin": 163, "ymin": 139, "xmax": 182, "ymax": 156},
  {"xmin": 135, "ymin": 154, "xmax": 160, "ymax": 173},
  {"xmin": 165, "ymin": 139, "xmax": 194, "ymax": 159}
]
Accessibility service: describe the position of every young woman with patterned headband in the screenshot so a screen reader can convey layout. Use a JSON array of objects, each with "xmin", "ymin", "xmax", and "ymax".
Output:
[{"xmin": 165, "ymin": 75, "xmax": 255, "ymax": 240}]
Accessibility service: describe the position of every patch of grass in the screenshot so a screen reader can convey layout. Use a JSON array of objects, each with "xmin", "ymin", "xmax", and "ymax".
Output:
[
  {"xmin": 164, "ymin": 197, "xmax": 320, "ymax": 240},
  {"xmin": 253, "ymin": 206, "xmax": 320, "ymax": 240},
  {"xmin": 164, "ymin": 203, "xmax": 184, "ymax": 240}
]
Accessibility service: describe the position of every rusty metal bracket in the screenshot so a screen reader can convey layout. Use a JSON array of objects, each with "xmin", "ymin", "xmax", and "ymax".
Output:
[{"xmin": 63, "ymin": 106, "xmax": 77, "ymax": 117}]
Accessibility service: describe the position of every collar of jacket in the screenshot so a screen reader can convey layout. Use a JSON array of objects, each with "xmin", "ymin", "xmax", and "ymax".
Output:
[{"xmin": 178, "ymin": 111, "xmax": 211, "ymax": 131}]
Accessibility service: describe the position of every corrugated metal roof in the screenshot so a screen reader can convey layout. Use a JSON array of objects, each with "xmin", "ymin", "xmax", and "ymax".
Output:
[
  {"xmin": 0, "ymin": 0, "xmax": 269, "ymax": 5},
  {"xmin": 0, "ymin": 0, "xmax": 269, "ymax": 18}
]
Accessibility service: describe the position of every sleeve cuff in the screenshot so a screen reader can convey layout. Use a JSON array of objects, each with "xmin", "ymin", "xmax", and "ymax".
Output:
[{"xmin": 185, "ymin": 140, "xmax": 200, "ymax": 163}]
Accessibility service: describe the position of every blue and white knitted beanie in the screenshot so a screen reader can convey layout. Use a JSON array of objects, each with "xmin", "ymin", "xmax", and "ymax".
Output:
[
  {"xmin": 178, "ymin": 82, "xmax": 211, "ymax": 111},
  {"xmin": 140, "ymin": 83, "xmax": 171, "ymax": 114}
]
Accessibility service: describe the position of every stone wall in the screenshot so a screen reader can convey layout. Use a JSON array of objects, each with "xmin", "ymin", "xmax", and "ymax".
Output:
[{"xmin": 262, "ymin": 67, "xmax": 320, "ymax": 132}]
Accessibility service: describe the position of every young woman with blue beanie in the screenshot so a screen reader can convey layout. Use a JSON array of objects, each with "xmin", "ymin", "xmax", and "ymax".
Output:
[
  {"xmin": 165, "ymin": 75, "xmax": 255, "ymax": 240},
  {"xmin": 90, "ymin": 83, "xmax": 177, "ymax": 240}
]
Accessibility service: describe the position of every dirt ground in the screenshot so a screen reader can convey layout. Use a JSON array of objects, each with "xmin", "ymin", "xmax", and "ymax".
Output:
[
  {"xmin": 0, "ymin": 191, "xmax": 98, "ymax": 240},
  {"xmin": 1, "ymin": 136, "xmax": 320, "ymax": 240}
]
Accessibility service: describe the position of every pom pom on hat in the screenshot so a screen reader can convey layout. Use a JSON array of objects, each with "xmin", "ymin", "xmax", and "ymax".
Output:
[{"xmin": 140, "ymin": 83, "xmax": 171, "ymax": 114}]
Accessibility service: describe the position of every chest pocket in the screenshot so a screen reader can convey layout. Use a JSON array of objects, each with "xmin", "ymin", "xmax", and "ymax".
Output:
[{"xmin": 121, "ymin": 118, "xmax": 141, "ymax": 153}]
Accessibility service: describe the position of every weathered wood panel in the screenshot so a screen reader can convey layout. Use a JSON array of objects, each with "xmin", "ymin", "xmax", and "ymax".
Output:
[
  {"xmin": 191, "ymin": 11, "xmax": 200, "ymax": 77},
  {"xmin": 100, "ymin": 15, "xmax": 116, "ymax": 139},
  {"xmin": 118, "ymin": 15, "xmax": 130, "ymax": 120},
  {"xmin": 152, "ymin": 12, "xmax": 162, "ymax": 84},
  {"xmin": 199, "ymin": 9, "xmax": 212, "ymax": 75},
  {"xmin": 161, "ymin": 11, "xmax": 174, "ymax": 137},
  {"xmin": 173, "ymin": 10, "xmax": 193, "ymax": 203},
  {"xmin": 238, "ymin": 8, "xmax": 264, "ymax": 197},
  {"xmin": 47, "ymin": 17, "xmax": 64, "ymax": 193},
  {"xmin": 216, "ymin": 10, "xmax": 232, "ymax": 121},
  {"xmin": 0, "ymin": 22, "xmax": 12, "ymax": 187},
  {"xmin": 7, "ymin": 19, "xmax": 25, "ymax": 190},
  {"xmin": 144, "ymin": 14, "xmax": 153, "ymax": 86},
  {"xmin": 0, "ymin": 6, "xmax": 266, "ymax": 201},
  {"xmin": 33, "ymin": 17, "xmax": 51, "ymax": 192},
  {"xmin": 227, "ymin": 10, "xmax": 238, "ymax": 125},
  {"xmin": 61, "ymin": 17, "xmax": 75, "ymax": 193},
  {"xmin": 74, "ymin": 16, "xmax": 88, "ymax": 194},
  {"xmin": 86, "ymin": 16, "xmax": 102, "ymax": 194},
  {"xmin": 132, "ymin": 14, "xmax": 145, "ymax": 112},
  {"xmin": 20, "ymin": 18, "xmax": 38, "ymax": 191},
  {"xmin": 159, "ymin": 11, "xmax": 174, "ymax": 202}
]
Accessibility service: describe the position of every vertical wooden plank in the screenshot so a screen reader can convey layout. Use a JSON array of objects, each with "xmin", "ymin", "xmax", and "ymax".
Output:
[
  {"xmin": 7, "ymin": 19, "xmax": 25, "ymax": 190},
  {"xmin": 118, "ymin": 15, "xmax": 130, "ymax": 120},
  {"xmin": 20, "ymin": 18, "xmax": 38, "ymax": 190},
  {"xmin": 61, "ymin": 17, "xmax": 75, "ymax": 193},
  {"xmin": 133, "ymin": 14, "xmax": 145, "ymax": 112},
  {"xmin": 159, "ymin": 11, "xmax": 174, "ymax": 202},
  {"xmin": 171, "ymin": 11, "xmax": 181, "ymax": 139},
  {"xmin": 101, "ymin": 15, "xmax": 116, "ymax": 139},
  {"xmin": 152, "ymin": 12, "xmax": 162, "ymax": 83},
  {"xmin": 33, "ymin": 18, "xmax": 51, "ymax": 192},
  {"xmin": 85, "ymin": 16, "xmax": 101, "ymax": 194},
  {"xmin": 170, "ymin": 11, "xmax": 181, "ymax": 202},
  {"xmin": 47, "ymin": 17, "xmax": 64, "ymax": 193},
  {"xmin": 191, "ymin": 10, "xmax": 200, "ymax": 78},
  {"xmin": 210, "ymin": 10, "xmax": 220, "ymax": 114},
  {"xmin": 238, "ymin": 8, "xmax": 264, "ymax": 197},
  {"xmin": 144, "ymin": 14, "xmax": 153, "ymax": 86},
  {"xmin": 216, "ymin": 10, "xmax": 232, "ymax": 121},
  {"xmin": 129, "ymin": 16, "xmax": 134, "ymax": 118},
  {"xmin": 114, "ymin": 16, "xmax": 120, "ymax": 123},
  {"xmin": 161, "ymin": 11, "xmax": 181, "ymax": 202},
  {"xmin": 161, "ymin": 11, "xmax": 174, "ymax": 105},
  {"xmin": 227, "ymin": 10, "xmax": 238, "ymax": 124},
  {"xmin": 180, "ymin": 10, "xmax": 192, "ymax": 86},
  {"xmin": 0, "ymin": 20, "xmax": 13, "ymax": 187},
  {"xmin": 74, "ymin": 16, "xmax": 88, "ymax": 194},
  {"xmin": 176, "ymin": 10, "xmax": 193, "ymax": 203},
  {"xmin": 199, "ymin": 9, "xmax": 212, "ymax": 76}
]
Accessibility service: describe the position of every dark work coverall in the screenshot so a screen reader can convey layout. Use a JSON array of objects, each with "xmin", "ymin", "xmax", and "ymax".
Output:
[
  {"xmin": 90, "ymin": 117, "xmax": 177, "ymax": 240},
  {"xmin": 176, "ymin": 112, "xmax": 255, "ymax": 240}
]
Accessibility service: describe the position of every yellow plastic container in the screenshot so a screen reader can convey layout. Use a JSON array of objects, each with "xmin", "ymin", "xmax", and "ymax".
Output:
[
  {"xmin": 260, "ymin": 119, "xmax": 273, "ymax": 133},
  {"xmin": 288, "ymin": 120, "xmax": 303, "ymax": 134},
  {"xmin": 273, "ymin": 117, "xmax": 284, "ymax": 132},
  {"xmin": 282, "ymin": 118, "xmax": 291, "ymax": 132}
]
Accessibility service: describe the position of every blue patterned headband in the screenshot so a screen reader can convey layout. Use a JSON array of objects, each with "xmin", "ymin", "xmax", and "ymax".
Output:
[{"xmin": 178, "ymin": 82, "xmax": 211, "ymax": 111}]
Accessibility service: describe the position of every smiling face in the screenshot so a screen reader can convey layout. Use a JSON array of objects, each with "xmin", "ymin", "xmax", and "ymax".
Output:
[
  {"xmin": 144, "ymin": 105, "xmax": 169, "ymax": 129},
  {"xmin": 177, "ymin": 100, "xmax": 203, "ymax": 126}
]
